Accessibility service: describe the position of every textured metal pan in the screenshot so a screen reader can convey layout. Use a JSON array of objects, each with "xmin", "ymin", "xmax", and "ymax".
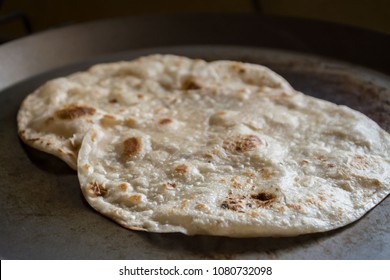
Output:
[{"xmin": 0, "ymin": 16, "xmax": 389, "ymax": 259}]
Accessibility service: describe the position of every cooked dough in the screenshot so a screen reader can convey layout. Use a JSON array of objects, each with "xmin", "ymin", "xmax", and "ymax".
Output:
[
  {"xmin": 17, "ymin": 54, "xmax": 292, "ymax": 169},
  {"xmin": 77, "ymin": 72, "xmax": 390, "ymax": 237}
]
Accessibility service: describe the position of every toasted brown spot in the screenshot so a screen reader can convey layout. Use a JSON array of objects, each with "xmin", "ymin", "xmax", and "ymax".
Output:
[
  {"xmin": 230, "ymin": 175, "xmax": 238, "ymax": 181},
  {"xmin": 235, "ymin": 88, "xmax": 250, "ymax": 99},
  {"xmin": 287, "ymin": 203, "xmax": 302, "ymax": 211},
  {"xmin": 159, "ymin": 118, "xmax": 173, "ymax": 125},
  {"xmin": 175, "ymin": 164, "xmax": 188, "ymax": 174},
  {"xmin": 223, "ymin": 134, "xmax": 262, "ymax": 152},
  {"xmin": 230, "ymin": 176, "xmax": 243, "ymax": 188},
  {"xmin": 88, "ymin": 182, "xmax": 107, "ymax": 197},
  {"xmin": 221, "ymin": 197, "xmax": 245, "ymax": 212},
  {"xmin": 246, "ymin": 211, "xmax": 257, "ymax": 217},
  {"xmin": 56, "ymin": 104, "xmax": 96, "ymax": 120},
  {"xmin": 372, "ymin": 179, "xmax": 382, "ymax": 187},
  {"xmin": 259, "ymin": 167, "xmax": 275, "ymax": 180},
  {"xmin": 166, "ymin": 182, "xmax": 176, "ymax": 189},
  {"xmin": 230, "ymin": 63, "xmax": 246, "ymax": 74},
  {"xmin": 221, "ymin": 191, "xmax": 276, "ymax": 212},
  {"xmin": 315, "ymin": 154, "xmax": 327, "ymax": 161},
  {"xmin": 351, "ymin": 155, "xmax": 370, "ymax": 170},
  {"xmin": 268, "ymin": 91, "xmax": 291, "ymax": 99},
  {"xmin": 250, "ymin": 192, "xmax": 276, "ymax": 207},
  {"xmin": 246, "ymin": 78, "xmax": 255, "ymax": 84},
  {"xmin": 204, "ymin": 148, "xmax": 221, "ymax": 159},
  {"xmin": 195, "ymin": 203, "xmax": 208, "ymax": 211},
  {"xmin": 358, "ymin": 177, "xmax": 383, "ymax": 188},
  {"xmin": 100, "ymin": 114, "xmax": 120, "ymax": 126},
  {"xmin": 243, "ymin": 171, "xmax": 256, "ymax": 177},
  {"xmin": 123, "ymin": 137, "xmax": 141, "ymax": 158},
  {"xmin": 109, "ymin": 98, "xmax": 118, "ymax": 103},
  {"xmin": 82, "ymin": 163, "xmax": 90, "ymax": 171},
  {"xmin": 104, "ymin": 114, "xmax": 116, "ymax": 120},
  {"xmin": 118, "ymin": 183, "xmax": 128, "ymax": 192},
  {"xmin": 127, "ymin": 194, "xmax": 142, "ymax": 205},
  {"xmin": 319, "ymin": 195, "xmax": 327, "ymax": 201},
  {"xmin": 137, "ymin": 94, "xmax": 144, "ymax": 99},
  {"xmin": 304, "ymin": 197, "xmax": 321, "ymax": 206},
  {"xmin": 204, "ymin": 153, "xmax": 213, "ymax": 159},
  {"xmin": 124, "ymin": 117, "xmax": 137, "ymax": 127},
  {"xmin": 251, "ymin": 192, "xmax": 276, "ymax": 202},
  {"xmin": 182, "ymin": 77, "xmax": 202, "ymax": 90},
  {"xmin": 181, "ymin": 199, "xmax": 189, "ymax": 208}
]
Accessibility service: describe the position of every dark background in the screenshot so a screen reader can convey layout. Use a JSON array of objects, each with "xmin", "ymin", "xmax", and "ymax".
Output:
[{"xmin": 1, "ymin": 0, "xmax": 390, "ymax": 43}]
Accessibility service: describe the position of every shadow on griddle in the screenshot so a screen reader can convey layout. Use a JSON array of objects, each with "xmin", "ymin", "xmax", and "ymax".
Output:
[
  {"xmin": 19, "ymin": 139, "xmax": 75, "ymax": 175},
  {"xmin": 135, "ymin": 225, "xmax": 348, "ymax": 259}
]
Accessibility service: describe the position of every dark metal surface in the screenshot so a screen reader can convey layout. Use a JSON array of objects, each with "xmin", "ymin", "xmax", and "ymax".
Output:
[{"xmin": 0, "ymin": 15, "xmax": 389, "ymax": 259}]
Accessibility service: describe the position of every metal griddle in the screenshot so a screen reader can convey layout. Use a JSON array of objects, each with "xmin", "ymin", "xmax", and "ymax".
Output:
[{"xmin": 0, "ymin": 15, "xmax": 389, "ymax": 259}]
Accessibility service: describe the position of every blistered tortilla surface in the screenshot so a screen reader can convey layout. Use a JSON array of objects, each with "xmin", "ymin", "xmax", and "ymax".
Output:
[{"xmin": 74, "ymin": 56, "xmax": 389, "ymax": 236}]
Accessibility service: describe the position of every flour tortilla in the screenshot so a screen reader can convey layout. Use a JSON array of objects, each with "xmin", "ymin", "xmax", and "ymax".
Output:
[
  {"xmin": 17, "ymin": 54, "xmax": 292, "ymax": 169},
  {"xmin": 77, "ymin": 82, "xmax": 390, "ymax": 237}
]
